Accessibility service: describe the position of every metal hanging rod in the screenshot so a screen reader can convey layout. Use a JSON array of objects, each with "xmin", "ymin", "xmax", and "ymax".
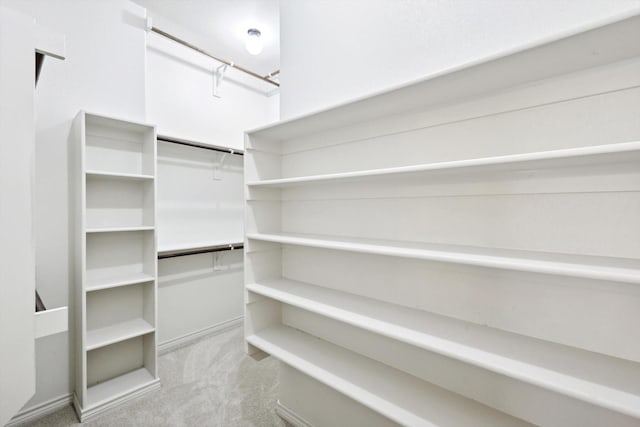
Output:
[
  {"xmin": 157, "ymin": 135, "xmax": 244, "ymax": 156},
  {"xmin": 150, "ymin": 26, "xmax": 279, "ymax": 88},
  {"xmin": 158, "ymin": 242, "xmax": 244, "ymax": 259}
]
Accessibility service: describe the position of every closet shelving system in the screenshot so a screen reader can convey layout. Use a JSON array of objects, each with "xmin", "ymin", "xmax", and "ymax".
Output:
[
  {"xmin": 73, "ymin": 111, "xmax": 159, "ymax": 422},
  {"xmin": 245, "ymin": 14, "xmax": 640, "ymax": 427}
]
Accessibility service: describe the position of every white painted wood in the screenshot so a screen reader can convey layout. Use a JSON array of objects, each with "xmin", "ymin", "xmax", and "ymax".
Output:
[
  {"xmin": 86, "ymin": 226, "xmax": 155, "ymax": 233},
  {"xmin": 86, "ymin": 272, "xmax": 155, "ymax": 293},
  {"xmin": 86, "ymin": 319, "xmax": 154, "ymax": 351},
  {"xmin": 248, "ymin": 326, "xmax": 532, "ymax": 427},
  {"xmin": 5, "ymin": 394, "xmax": 72, "ymax": 427},
  {"xmin": 249, "ymin": 141, "xmax": 640, "ymax": 187},
  {"xmin": 251, "ymin": 13, "xmax": 640, "ymax": 140},
  {"xmin": 245, "ymin": 14, "xmax": 640, "ymax": 426},
  {"xmin": 284, "ymin": 306, "xmax": 640, "ymax": 427},
  {"xmin": 85, "ymin": 171, "xmax": 154, "ymax": 181},
  {"xmin": 157, "ymin": 317, "xmax": 242, "ymax": 355},
  {"xmin": 275, "ymin": 400, "xmax": 314, "ymax": 427},
  {"xmin": 278, "ymin": 365, "xmax": 399, "ymax": 427},
  {"xmin": 249, "ymin": 279, "xmax": 640, "ymax": 419},
  {"xmin": 248, "ymin": 232, "xmax": 640, "ymax": 284},
  {"xmin": 85, "ymin": 367, "xmax": 156, "ymax": 409},
  {"xmin": 74, "ymin": 112, "xmax": 158, "ymax": 419},
  {"xmin": 0, "ymin": 7, "xmax": 36, "ymax": 425},
  {"xmin": 34, "ymin": 307, "xmax": 68, "ymax": 339}
]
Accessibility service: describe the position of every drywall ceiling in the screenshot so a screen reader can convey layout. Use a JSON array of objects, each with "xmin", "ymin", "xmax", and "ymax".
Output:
[{"xmin": 133, "ymin": 0, "xmax": 279, "ymax": 76}]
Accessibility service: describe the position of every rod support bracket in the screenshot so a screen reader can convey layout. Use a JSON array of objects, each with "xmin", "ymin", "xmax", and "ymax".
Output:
[
  {"xmin": 213, "ymin": 152, "xmax": 229, "ymax": 180},
  {"xmin": 213, "ymin": 63, "xmax": 230, "ymax": 98},
  {"xmin": 213, "ymin": 252, "xmax": 229, "ymax": 271}
]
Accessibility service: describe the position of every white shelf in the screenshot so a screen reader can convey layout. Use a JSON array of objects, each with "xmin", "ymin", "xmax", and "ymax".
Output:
[
  {"xmin": 247, "ymin": 14, "xmax": 640, "ymax": 141},
  {"xmin": 34, "ymin": 306, "xmax": 68, "ymax": 339},
  {"xmin": 247, "ymin": 141, "xmax": 640, "ymax": 187},
  {"xmin": 247, "ymin": 232, "xmax": 640, "ymax": 284},
  {"xmin": 86, "ymin": 318, "xmax": 154, "ymax": 351},
  {"xmin": 86, "ymin": 226, "xmax": 155, "ymax": 233},
  {"xmin": 86, "ymin": 272, "xmax": 155, "ymax": 292},
  {"xmin": 248, "ymin": 325, "xmax": 531, "ymax": 427},
  {"xmin": 248, "ymin": 278, "xmax": 640, "ymax": 418},
  {"xmin": 85, "ymin": 367, "xmax": 156, "ymax": 409},
  {"xmin": 86, "ymin": 170, "xmax": 154, "ymax": 181}
]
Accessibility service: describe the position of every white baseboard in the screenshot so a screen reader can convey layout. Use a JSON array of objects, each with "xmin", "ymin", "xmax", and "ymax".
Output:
[
  {"xmin": 5, "ymin": 393, "xmax": 72, "ymax": 427},
  {"xmin": 158, "ymin": 316, "xmax": 243, "ymax": 354},
  {"xmin": 73, "ymin": 379, "xmax": 160, "ymax": 423},
  {"xmin": 276, "ymin": 400, "xmax": 314, "ymax": 427}
]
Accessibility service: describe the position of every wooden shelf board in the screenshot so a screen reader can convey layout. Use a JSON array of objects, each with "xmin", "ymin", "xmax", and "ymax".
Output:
[
  {"xmin": 86, "ymin": 170, "xmax": 154, "ymax": 181},
  {"xmin": 246, "ymin": 14, "xmax": 640, "ymax": 141},
  {"xmin": 86, "ymin": 318, "xmax": 154, "ymax": 351},
  {"xmin": 86, "ymin": 272, "xmax": 155, "ymax": 292},
  {"xmin": 248, "ymin": 141, "xmax": 640, "ymax": 188},
  {"xmin": 86, "ymin": 226, "xmax": 155, "ymax": 233},
  {"xmin": 246, "ymin": 232, "xmax": 640, "ymax": 284},
  {"xmin": 248, "ymin": 325, "xmax": 532, "ymax": 427},
  {"xmin": 248, "ymin": 278, "xmax": 640, "ymax": 418},
  {"xmin": 86, "ymin": 368, "xmax": 156, "ymax": 409}
]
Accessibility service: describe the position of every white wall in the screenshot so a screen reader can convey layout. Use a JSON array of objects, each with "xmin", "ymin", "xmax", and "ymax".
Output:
[
  {"xmin": 279, "ymin": 0, "xmax": 640, "ymax": 118},
  {"xmin": 0, "ymin": 0, "xmax": 148, "ymax": 413},
  {"xmin": 144, "ymin": 11, "xmax": 279, "ymax": 346},
  {"xmin": 146, "ymin": 12, "xmax": 279, "ymax": 150}
]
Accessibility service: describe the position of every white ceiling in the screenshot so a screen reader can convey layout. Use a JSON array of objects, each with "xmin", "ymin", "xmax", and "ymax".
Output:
[{"xmin": 133, "ymin": 0, "xmax": 280, "ymax": 76}]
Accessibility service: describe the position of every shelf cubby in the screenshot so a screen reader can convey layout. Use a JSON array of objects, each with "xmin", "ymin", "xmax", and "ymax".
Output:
[
  {"xmin": 85, "ymin": 113, "xmax": 155, "ymax": 176},
  {"xmin": 86, "ymin": 283, "xmax": 155, "ymax": 351},
  {"xmin": 86, "ymin": 174, "xmax": 154, "ymax": 230},
  {"xmin": 85, "ymin": 230, "xmax": 155, "ymax": 286}
]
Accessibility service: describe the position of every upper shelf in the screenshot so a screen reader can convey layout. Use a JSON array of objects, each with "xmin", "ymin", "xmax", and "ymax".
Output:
[
  {"xmin": 247, "ymin": 13, "xmax": 640, "ymax": 141},
  {"xmin": 86, "ymin": 171, "xmax": 154, "ymax": 181},
  {"xmin": 247, "ymin": 232, "xmax": 640, "ymax": 284},
  {"xmin": 247, "ymin": 141, "xmax": 640, "ymax": 187}
]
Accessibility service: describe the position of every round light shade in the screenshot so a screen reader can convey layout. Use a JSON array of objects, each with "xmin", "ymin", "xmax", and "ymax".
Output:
[{"xmin": 245, "ymin": 28, "xmax": 263, "ymax": 55}]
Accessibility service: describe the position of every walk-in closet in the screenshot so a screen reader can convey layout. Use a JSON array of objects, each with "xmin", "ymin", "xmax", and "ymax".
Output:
[{"xmin": 1, "ymin": 1, "xmax": 640, "ymax": 426}]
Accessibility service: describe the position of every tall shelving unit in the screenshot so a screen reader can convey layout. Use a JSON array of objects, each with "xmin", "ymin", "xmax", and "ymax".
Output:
[
  {"xmin": 73, "ymin": 112, "xmax": 160, "ymax": 422},
  {"xmin": 245, "ymin": 14, "xmax": 640, "ymax": 427}
]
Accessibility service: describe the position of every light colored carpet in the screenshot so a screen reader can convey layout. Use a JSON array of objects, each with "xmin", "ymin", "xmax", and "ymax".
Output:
[{"xmin": 22, "ymin": 326, "xmax": 284, "ymax": 427}]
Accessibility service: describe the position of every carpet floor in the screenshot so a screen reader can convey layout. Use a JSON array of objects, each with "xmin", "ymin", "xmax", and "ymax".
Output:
[{"xmin": 21, "ymin": 326, "xmax": 284, "ymax": 427}]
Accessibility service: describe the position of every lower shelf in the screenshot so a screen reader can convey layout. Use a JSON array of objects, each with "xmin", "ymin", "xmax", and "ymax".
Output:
[
  {"xmin": 247, "ymin": 325, "xmax": 531, "ymax": 427},
  {"xmin": 34, "ymin": 306, "xmax": 68, "ymax": 339},
  {"xmin": 86, "ymin": 319, "xmax": 155, "ymax": 351},
  {"xmin": 86, "ymin": 368, "xmax": 157, "ymax": 409}
]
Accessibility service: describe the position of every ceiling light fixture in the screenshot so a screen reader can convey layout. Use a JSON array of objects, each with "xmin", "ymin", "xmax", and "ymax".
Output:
[{"xmin": 245, "ymin": 28, "xmax": 263, "ymax": 55}]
